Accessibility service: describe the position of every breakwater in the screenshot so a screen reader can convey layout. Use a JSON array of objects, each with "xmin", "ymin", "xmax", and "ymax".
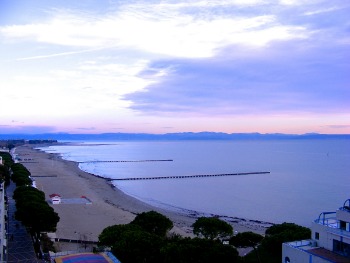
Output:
[
  {"xmin": 109, "ymin": 171, "xmax": 270, "ymax": 181},
  {"xmin": 79, "ymin": 159, "xmax": 173, "ymax": 163}
]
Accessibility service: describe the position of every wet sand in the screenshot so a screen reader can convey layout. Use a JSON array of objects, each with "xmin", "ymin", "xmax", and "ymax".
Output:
[{"xmin": 14, "ymin": 144, "xmax": 271, "ymax": 251}]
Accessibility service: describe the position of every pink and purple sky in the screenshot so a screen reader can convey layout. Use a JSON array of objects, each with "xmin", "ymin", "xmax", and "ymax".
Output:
[{"xmin": 0, "ymin": 0, "xmax": 349, "ymax": 134}]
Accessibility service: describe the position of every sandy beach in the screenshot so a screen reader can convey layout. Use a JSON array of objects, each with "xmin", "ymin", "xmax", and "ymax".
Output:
[{"xmin": 13, "ymin": 144, "xmax": 270, "ymax": 251}]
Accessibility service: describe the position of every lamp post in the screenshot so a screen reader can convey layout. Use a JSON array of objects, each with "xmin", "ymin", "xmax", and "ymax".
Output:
[{"xmin": 74, "ymin": 231, "xmax": 79, "ymax": 251}]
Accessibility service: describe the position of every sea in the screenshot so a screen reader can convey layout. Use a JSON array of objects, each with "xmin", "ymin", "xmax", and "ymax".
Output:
[{"xmin": 38, "ymin": 139, "xmax": 350, "ymax": 227}]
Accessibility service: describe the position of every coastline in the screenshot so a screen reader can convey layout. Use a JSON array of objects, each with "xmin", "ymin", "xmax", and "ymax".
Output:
[{"xmin": 13, "ymin": 144, "xmax": 271, "ymax": 250}]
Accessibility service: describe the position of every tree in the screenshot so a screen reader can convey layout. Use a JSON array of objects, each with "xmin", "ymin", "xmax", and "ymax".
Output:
[
  {"xmin": 131, "ymin": 210, "xmax": 174, "ymax": 237},
  {"xmin": 262, "ymin": 222, "xmax": 311, "ymax": 256},
  {"xmin": 11, "ymin": 163, "xmax": 32, "ymax": 186},
  {"xmin": 14, "ymin": 185, "xmax": 45, "ymax": 201},
  {"xmin": 161, "ymin": 237, "xmax": 240, "ymax": 263},
  {"xmin": 99, "ymin": 212, "xmax": 240, "ymax": 263},
  {"xmin": 192, "ymin": 217, "xmax": 233, "ymax": 240},
  {"xmin": 112, "ymin": 228, "xmax": 163, "ymax": 263},
  {"xmin": 230, "ymin": 231, "xmax": 264, "ymax": 248},
  {"xmin": 242, "ymin": 222, "xmax": 311, "ymax": 263},
  {"xmin": 99, "ymin": 223, "xmax": 163, "ymax": 263},
  {"xmin": 0, "ymin": 152, "xmax": 12, "ymax": 185},
  {"xmin": 13, "ymin": 186, "xmax": 59, "ymax": 258},
  {"xmin": 230, "ymin": 232, "xmax": 264, "ymax": 263},
  {"xmin": 99, "ymin": 224, "xmax": 142, "ymax": 246}
]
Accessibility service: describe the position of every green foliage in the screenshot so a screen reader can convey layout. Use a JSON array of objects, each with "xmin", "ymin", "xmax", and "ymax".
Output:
[
  {"xmin": 0, "ymin": 165, "xmax": 8, "ymax": 183},
  {"xmin": 263, "ymin": 222, "xmax": 311, "ymax": 256},
  {"xmin": 161, "ymin": 237, "xmax": 240, "ymax": 263},
  {"xmin": 99, "ymin": 213, "xmax": 240, "ymax": 263},
  {"xmin": 11, "ymin": 163, "xmax": 31, "ymax": 175},
  {"xmin": 98, "ymin": 224, "xmax": 142, "ymax": 246},
  {"xmin": 14, "ymin": 185, "xmax": 45, "ymax": 201},
  {"xmin": 0, "ymin": 152, "xmax": 13, "ymax": 185},
  {"xmin": 192, "ymin": 217, "xmax": 233, "ymax": 240},
  {"xmin": 230, "ymin": 231, "xmax": 264, "ymax": 248},
  {"xmin": 0, "ymin": 152, "xmax": 14, "ymax": 167},
  {"xmin": 11, "ymin": 163, "xmax": 32, "ymax": 186},
  {"xmin": 243, "ymin": 222, "xmax": 311, "ymax": 263},
  {"xmin": 131, "ymin": 210, "xmax": 173, "ymax": 237},
  {"xmin": 41, "ymin": 233, "xmax": 56, "ymax": 253},
  {"xmin": 112, "ymin": 227, "xmax": 163, "ymax": 263},
  {"xmin": 13, "ymin": 186, "xmax": 60, "ymax": 234}
]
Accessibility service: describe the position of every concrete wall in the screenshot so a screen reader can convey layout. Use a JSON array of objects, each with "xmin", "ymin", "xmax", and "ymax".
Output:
[{"xmin": 282, "ymin": 244, "xmax": 330, "ymax": 263}]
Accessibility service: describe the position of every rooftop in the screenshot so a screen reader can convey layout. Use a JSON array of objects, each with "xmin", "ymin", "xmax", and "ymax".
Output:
[
  {"xmin": 308, "ymin": 248, "xmax": 350, "ymax": 263},
  {"xmin": 285, "ymin": 241, "xmax": 350, "ymax": 263}
]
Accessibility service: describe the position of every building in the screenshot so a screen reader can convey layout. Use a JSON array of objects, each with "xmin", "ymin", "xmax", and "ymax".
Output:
[
  {"xmin": 0, "ymin": 182, "xmax": 7, "ymax": 262},
  {"xmin": 282, "ymin": 199, "xmax": 350, "ymax": 263},
  {"xmin": 50, "ymin": 194, "xmax": 62, "ymax": 205}
]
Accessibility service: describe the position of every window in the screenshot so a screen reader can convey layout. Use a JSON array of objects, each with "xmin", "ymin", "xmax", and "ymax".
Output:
[
  {"xmin": 333, "ymin": 239, "xmax": 350, "ymax": 258},
  {"xmin": 315, "ymin": 232, "xmax": 319, "ymax": 240},
  {"xmin": 340, "ymin": 221, "xmax": 346, "ymax": 230}
]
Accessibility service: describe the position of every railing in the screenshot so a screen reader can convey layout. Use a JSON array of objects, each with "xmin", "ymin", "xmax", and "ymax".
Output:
[
  {"xmin": 314, "ymin": 218, "xmax": 339, "ymax": 228},
  {"xmin": 315, "ymin": 212, "xmax": 338, "ymax": 227},
  {"xmin": 286, "ymin": 240, "xmax": 312, "ymax": 248}
]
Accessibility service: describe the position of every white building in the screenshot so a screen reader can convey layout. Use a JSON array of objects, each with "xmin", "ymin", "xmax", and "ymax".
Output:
[
  {"xmin": 49, "ymin": 194, "xmax": 62, "ymax": 205},
  {"xmin": 282, "ymin": 199, "xmax": 350, "ymax": 263},
  {"xmin": 0, "ymin": 182, "xmax": 7, "ymax": 262}
]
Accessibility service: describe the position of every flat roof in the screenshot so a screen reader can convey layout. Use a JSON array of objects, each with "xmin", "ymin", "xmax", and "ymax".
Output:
[{"xmin": 308, "ymin": 248, "xmax": 350, "ymax": 263}]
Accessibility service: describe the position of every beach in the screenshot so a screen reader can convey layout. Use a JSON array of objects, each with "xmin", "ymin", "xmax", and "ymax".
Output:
[{"xmin": 14, "ymin": 144, "xmax": 269, "ymax": 251}]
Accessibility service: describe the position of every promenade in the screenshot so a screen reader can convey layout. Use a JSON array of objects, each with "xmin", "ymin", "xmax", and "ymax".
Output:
[{"xmin": 6, "ymin": 182, "xmax": 41, "ymax": 263}]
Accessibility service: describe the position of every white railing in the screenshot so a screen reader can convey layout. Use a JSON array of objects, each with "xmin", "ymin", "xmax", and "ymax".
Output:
[{"xmin": 286, "ymin": 240, "xmax": 312, "ymax": 248}]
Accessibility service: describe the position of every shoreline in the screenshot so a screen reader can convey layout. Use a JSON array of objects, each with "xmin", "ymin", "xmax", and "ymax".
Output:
[{"xmin": 13, "ymin": 144, "xmax": 271, "ymax": 249}]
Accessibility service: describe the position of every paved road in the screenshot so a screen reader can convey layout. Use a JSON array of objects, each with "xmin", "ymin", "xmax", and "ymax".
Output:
[{"xmin": 6, "ymin": 182, "xmax": 42, "ymax": 263}]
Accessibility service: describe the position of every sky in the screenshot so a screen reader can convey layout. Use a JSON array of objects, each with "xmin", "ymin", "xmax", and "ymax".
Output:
[{"xmin": 0, "ymin": 0, "xmax": 349, "ymax": 134}]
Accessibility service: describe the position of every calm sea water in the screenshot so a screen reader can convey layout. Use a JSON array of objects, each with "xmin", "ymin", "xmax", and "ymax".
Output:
[{"xmin": 39, "ymin": 139, "xmax": 350, "ymax": 226}]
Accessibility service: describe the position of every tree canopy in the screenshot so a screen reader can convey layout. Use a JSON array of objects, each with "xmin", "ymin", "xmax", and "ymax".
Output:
[
  {"xmin": 161, "ymin": 237, "xmax": 239, "ymax": 263},
  {"xmin": 130, "ymin": 210, "xmax": 174, "ymax": 237},
  {"xmin": 11, "ymin": 163, "xmax": 32, "ymax": 186},
  {"xmin": 262, "ymin": 222, "xmax": 311, "ymax": 257},
  {"xmin": 192, "ymin": 217, "xmax": 233, "ymax": 240},
  {"xmin": 13, "ymin": 186, "xmax": 60, "ymax": 237},
  {"xmin": 243, "ymin": 222, "xmax": 311, "ymax": 263},
  {"xmin": 230, "ymin": 231, "xmax": 264, "ymax": 248},
  {"xmin": 0, "ymin": 152, "xmax": 14, "ymax": 185},
  {"xmin": 99, "ymin": 211, "xmax": 240, "ymax": 263}
]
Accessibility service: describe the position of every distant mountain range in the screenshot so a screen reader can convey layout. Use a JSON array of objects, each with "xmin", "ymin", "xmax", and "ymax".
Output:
[{"xmin": 0, "ymin": 132, "xmax": 349, "ymax": 141}]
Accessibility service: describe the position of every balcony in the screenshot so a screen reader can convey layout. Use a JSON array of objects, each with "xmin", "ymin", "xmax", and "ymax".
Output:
[
  {"xmin": 314, "ymin": 211, "xmax": 350, "ymax": 239},
  {"xmin": 315, "ymin": 212, "xmax": 338, "ymax": 228}
]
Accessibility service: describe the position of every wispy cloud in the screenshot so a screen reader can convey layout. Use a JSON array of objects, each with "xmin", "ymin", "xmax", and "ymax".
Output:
[
  {"xmin": 324, "ymin": 125, "xmax": 350, "ymax": 129},
  {"xmin": 1, "ymin": 1, "xmax": 308, "ymax": 58},
  {"xmin": 0, "ymin": 125, "xmax": 57, "ymax": 134},
  {"xmin": 15, "ymin": 47, "xmax": 107, "ymax": 61}
]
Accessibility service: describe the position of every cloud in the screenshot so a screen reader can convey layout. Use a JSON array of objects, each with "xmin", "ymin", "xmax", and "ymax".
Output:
[
  {"xmin": 1, "ymin": 0, "xmax": 349, "ymax": 134},
  {"xmin": 0, "ymin": 1, "xmax": 308, "ymax": 58},
  {"xmin": 324, "ymin": 125, "xmax": 350, "ymax": 129},
  {"xmin": 15, "ymin": 47, "xmax": 107, "ymax": 61},
  {"xmin": 77, "ymin": 127, "xmax": 96, "ymax": 131},
  {"xmin": 123, "ymin": 39, "xmax": 349, "ymax": 116},
  {"xmin": 0, "ymin": 125, "xmax": 57, "ymax": 134}
]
